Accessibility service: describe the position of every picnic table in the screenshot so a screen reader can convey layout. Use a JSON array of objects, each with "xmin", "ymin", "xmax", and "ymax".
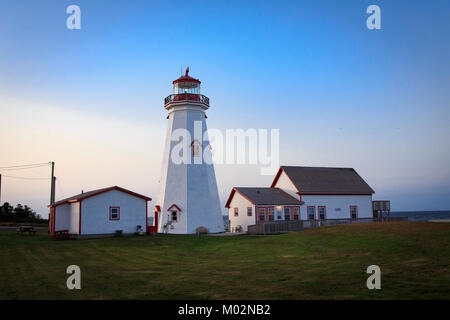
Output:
[
  {"xmin": 16, "ymin": 226, "xmax": 37, "ymax": 235},
  {"xmin": 51, "ymin": 230, "xmax": 72, "ymax": 240}
]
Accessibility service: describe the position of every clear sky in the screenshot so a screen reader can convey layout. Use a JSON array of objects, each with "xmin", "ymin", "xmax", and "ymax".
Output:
[{"xmin": 1, "ymin": 0, "xmax": 449, "ymax": 217}]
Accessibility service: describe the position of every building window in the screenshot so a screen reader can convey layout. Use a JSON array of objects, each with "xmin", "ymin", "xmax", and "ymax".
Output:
[
  {"xmin": 307, "ymin": 206, "xmax": 315, "ymax": 220},
  {"xmin": 258, "ymin": 208, "xmax": 265, "ymax": 221},
  {"xmin": 277, "ymin": 206, "xmax": 282, "ymax": 220},
  {"xmin": 284, "ymin": 207, "xmax": 291, "ymax": 220},
  {"xmin": 171, "ymin": 211, "xmax": 178, "ymax": 222},
  {"xmin": 318, "ymin": 206, "xmax": 326, "ymax": 220},
  {"xmin": 247, "ymin": 207, "xmax": 252, "ymax": 216},
  {"xmin": 268, "ymin": 207, "xmax": 274, "ymax": 221},
  {"xmin": 292, "ymin": 207, "xmax": 299, "ymax": 220},
  {"xmin": 350, "ymin": 206, "xmax": 358, "ymax": 219},
  {"xmin": 234, "ymin": 208, "xmax": 239, "ymax": 217},
  {"xmin": 109, "ymin": 207, "xmax": 120, "ymax": 220}
]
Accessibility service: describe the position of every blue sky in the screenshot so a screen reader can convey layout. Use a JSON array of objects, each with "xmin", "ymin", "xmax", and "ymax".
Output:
[{"xmin": 1, "ymin": 0, "xmax": 449, "ymax": 216}]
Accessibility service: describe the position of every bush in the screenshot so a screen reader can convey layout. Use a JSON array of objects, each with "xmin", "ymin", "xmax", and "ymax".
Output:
[{"xmin": 195, "ymin": 226, "xmax": 209, "ymax": 235}]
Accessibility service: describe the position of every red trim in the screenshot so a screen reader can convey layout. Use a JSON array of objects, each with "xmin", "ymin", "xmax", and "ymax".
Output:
[
  {"xmin": 284, "ymin": 205, "xmax": 301, "ymax": 220},
  {"xmin": 307, "ymin": 206, "xmax": 316, "ymax": 220},
  {"xmin": 50, "ymin": 207, "xmax": 55, "ymax": 236},
  {"xmin": 190, "ymin": 139, "xmax": 202, "ymax": 146},
  {"xmin": 225, "ymin": 188, "xmax": 256, "ymax": 208},
  {"xmin": 301, "ymin": 193, "xmax": 373, "ymax": 196},
  {"xmin": 234, "ymin": 207, "xmax": 239, "ymax": 216},
  {"xmin": 154, "ymin": 205, "xmax": 161, "ymax": 212},
  {"xmin": 109, "ymin": 206, "xmax": 120, "ymax": 220},
  {"xmin": 318, "ymin": 206, "xmax": 326, "ymax": 220},
  {"xmin": 270, "ymin": 167, "xmax": 300, "ymax": 195},
  {"xmin": 350, "ymin": 205, "xmax": 358, "ymax": 219},
  {"xmin": 173, "ymin": 74, "xmax": 201, "ymax": 85},
  {"xmin": 167, "ymin": 204, "xmax": 181, "ymax": 212},
  {"xmin": 48, "ymin": 186, "xmax": 152, "ymax": 208},
  {"xmin": 78, "ymin": 200, "xmax": 82, "ymax": 235}
]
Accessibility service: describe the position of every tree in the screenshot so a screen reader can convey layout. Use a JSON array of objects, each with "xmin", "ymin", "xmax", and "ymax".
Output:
[{"xmin": 0, "ymin": 203, "xmax": 45, "ymax": 223}]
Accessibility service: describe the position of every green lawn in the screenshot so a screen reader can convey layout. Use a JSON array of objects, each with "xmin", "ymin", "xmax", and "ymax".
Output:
[{"xmin": 0, "ymin": 221, "xmax": 449, "ymax": 299}]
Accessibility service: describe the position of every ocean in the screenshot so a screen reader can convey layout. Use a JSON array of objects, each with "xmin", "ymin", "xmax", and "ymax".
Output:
[{"xmin": 149, "ymin": 211, "xmax": 450, "ymax": 229}]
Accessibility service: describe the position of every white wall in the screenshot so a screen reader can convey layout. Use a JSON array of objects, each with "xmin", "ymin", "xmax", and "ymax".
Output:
[
  {"xmin": 69, "ymin": 202, "xmax": 80, "ymax": 234},
  {"xmin": 301, "ymin": 195, "xmax": 373, "ymax": 219},
  {"xmin": 81, "ymin": 189, "xmax": 147, "ymax": 235},
  {"xmin": 54, "ymin": 203, "xmax": 70, "ymax": 231},
  {"xmin": 273, "ymin": 170, "xmax": 299, "ymax": 199},
  {"xmin": 228, "ymin": 192, "xmax": 255, "ymax": 232}
]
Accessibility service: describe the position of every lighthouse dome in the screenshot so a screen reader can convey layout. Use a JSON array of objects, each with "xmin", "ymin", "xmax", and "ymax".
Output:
[{"xmin": 173, "ymin": 67, "xmax": 201, "ymax": 94}]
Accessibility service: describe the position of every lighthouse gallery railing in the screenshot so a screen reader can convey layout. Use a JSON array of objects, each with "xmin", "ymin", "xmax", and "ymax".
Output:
[{"xmin": 164, "ymin": 94, "xmax": 209, "ymax": 106}]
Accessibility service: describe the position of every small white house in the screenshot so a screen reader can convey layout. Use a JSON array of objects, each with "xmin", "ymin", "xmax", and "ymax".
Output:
[
  {"xmin": 48, "ymin": 186, "xmax": 152, "ymax": 238},
  {"xmin": 226, "ymin": 166, "xmax": 375, "ymax": 232}
]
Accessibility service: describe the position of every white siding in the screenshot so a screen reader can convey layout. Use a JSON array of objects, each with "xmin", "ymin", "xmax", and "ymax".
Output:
[
  {"xmin": 228, "ymin": 193, "xmax": 255, "ymax": 232},
  {"xmin": 156, "ymin": 104, "xmax": 225, "ymax": 234},
  {"xmin": 69, "ymin": 202, "xmax": 80, "ymax": 234},
  {"xmin": 301, "ymin": 195, "xmax": 373, "ymax": 220},
  {"xmin": 80, "ymin": 189, "xmax": 147, "ymax": 235},
  {"xmin": 273, "ymin": 170, "xmax": 299, "ymax": 199},
  {"xmin": 54, "ymin": 203, "xmax": 70, "ymax": 231}
]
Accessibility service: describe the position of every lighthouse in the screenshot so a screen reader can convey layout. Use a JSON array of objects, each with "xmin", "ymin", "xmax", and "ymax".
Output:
[{"xmin": 155, "ymin": 68, "xmax": 225, "ymax": 234}]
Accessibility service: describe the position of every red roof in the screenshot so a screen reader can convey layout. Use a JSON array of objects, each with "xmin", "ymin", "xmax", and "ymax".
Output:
[
  {"xmin": 173, "ymin": 67, "xmax": 201, "ymax": 85},
  {"xmin": 49, "ymin": 186, "xmax": 152, "ymax": 207}
]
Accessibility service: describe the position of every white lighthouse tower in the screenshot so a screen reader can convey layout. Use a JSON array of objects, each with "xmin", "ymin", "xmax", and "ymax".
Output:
[{"xmin": 155, "ymin": 68, "xmax": 225, "ymax": 234}]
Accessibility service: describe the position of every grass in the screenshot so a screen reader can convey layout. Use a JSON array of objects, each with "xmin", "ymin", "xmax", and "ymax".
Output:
[{"xmin": 0, "ymin": 221, "xmax": 449, "ymax": 299}]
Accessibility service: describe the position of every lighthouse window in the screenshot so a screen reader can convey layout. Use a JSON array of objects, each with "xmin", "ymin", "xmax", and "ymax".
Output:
[
  {"xmin": 234, "ymin": 208, "xmax": 239, "ymax": 216},
  {"xmin": 171, "ymin": 211, "xmax": 178, "ymax": 222},
  {"xmin": 247, "ymin": 207, "xmax": 252, "ymax": 216},
  {"xmin": 192, "ymin": 144, "xmax": 200, "ymax": 156}
]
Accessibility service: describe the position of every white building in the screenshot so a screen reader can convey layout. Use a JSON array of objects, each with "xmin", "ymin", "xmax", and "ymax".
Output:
[
  {"xmin": 49, "ymin": 186, "xmax": 152, "ymax": 238},
  {"xmin": 154, "ymin": 68, "xmax": 225, "ymax": 234},
  {"xmin": 226, "ymin": 166, "xmax": 375, "ymax": 232}
]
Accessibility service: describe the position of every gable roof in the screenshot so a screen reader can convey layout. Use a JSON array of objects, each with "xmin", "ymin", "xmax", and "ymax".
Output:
[
  {"xmin": 49, "ymin": 186, "xmax": 152, "ymax": 207},
  {"xmin": 225, "ymin": 187, "xmax": 303, "ymax": 208},
  {"xmin": 271, "ymin": 166, "xmax": 375, "ymax": 195}
]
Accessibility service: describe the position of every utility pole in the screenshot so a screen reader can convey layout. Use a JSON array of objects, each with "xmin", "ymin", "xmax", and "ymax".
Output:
[{"xmin": 50, "ymin": 161, "xmax": 55, "ymax": 205}]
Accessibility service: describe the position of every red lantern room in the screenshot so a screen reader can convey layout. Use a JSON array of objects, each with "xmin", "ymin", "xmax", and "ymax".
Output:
[{"xmin": 164, "ymin": 67, "xmax": 209, "ymax": 109}]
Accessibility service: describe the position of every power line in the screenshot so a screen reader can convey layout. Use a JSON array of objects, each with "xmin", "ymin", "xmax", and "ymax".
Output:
[
  {"xmin": 2, "ymin": 174, "xmax": 50, "ymax": 181},
  {"xmin": 0, "ymin": 163, "xmax": 51, "ymax": 170},
  {"xmin": 0, "ymin": 165, "xmax": 50, "ymax": 171}
]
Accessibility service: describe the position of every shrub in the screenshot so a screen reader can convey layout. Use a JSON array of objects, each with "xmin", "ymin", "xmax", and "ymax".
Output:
[{"xmin": 195, "ymin": 226, "xmax": 209, "ymax": 235}]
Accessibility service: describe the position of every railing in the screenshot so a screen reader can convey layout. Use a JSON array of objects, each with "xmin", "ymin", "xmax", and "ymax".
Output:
[
  {"xmin": 164, "ymin": 94, "xmax": 210, "ymax": 106},
  {"xmin": 247, "ymin": 216, "xmax": 408, "ymax": 235}
]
